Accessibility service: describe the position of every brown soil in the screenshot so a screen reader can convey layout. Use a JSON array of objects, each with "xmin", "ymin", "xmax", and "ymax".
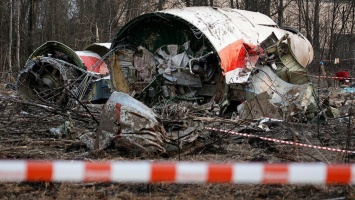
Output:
[{"xmin": 0, "ymin": 83, "xmax": 354, "ymax": 200}]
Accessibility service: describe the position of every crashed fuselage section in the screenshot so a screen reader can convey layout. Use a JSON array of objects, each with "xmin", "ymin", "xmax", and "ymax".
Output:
[
  {"xmin": 110, "ymin": 20, "xmax": 223, "ymax": 106},
  {"xmin": 17, "ymin": 42, "xmax": 111, "ymax": 107},
  {"xmin": 108, "ymin": 7, "xmax": 316, "ymax": 120}
]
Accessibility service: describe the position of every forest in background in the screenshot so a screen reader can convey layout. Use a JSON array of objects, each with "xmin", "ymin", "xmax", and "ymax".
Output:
[{"xmin": 0, "ymin": 0, "xmax": 354, "ymax": 82}]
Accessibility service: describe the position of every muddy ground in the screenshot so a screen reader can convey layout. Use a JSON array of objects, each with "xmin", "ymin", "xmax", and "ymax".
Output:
[{"xmin": 0, "ymin": 83, "xmax": 354, "ymax": 200}]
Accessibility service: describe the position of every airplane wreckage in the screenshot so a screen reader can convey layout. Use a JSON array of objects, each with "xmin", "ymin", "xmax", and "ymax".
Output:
[
  {"xmin": 17, "ymin": 41, "xmax": 112, "ymax": 106},
  {"xmin": 17, "ymin": 7, "xmax": 321, "ymax": 152}
]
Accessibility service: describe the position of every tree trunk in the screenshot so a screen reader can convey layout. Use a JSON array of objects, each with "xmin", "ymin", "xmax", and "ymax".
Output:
[
  {"xmin": 278, "ymin": 0, "xmax": 283, "ymax": 26},
  {"xmin": 264, "ymin": 0, "xmax": 271, "ymax": 16},
  {"xmin": 95, "ymin": 23, "xmax": 99, "ymax": 42},
  {"xmin": 245, "ymin": 0, "xmax": 250, "ymax": 10},
  {"xmin": 230, "ymin": 0, "xmax": 234, "ymax": 8},
  {"xmin": 125, "ymin": 0, "xmax": 142, "ymax": 23},
  {"xmin": 0, "ymin": 2, "xmax": 2, "ymax": 75},
  {"xmin": 15, "ymin": 0, "xmax": 20, "ymax": 71},
  {"xmin": 157, "ymin": 0, "xmax": 165, "ymax": 10},
  {"xmin": 185, "ymin": 0, "xmax": 190, "ymax": 7},
  {"xmin": 28, "ymin": 0, "xmax": 35, "ymax": 53},
  {"xmin": 297, "ymin": 0, "xmax": 302, "ymax": 31},
  {"xmin": 350, "ymin": 3, "xmax": 355, "ymax": 51},
  {"xmin": 193, "ymin": 0, "xmax": 208, "ymax": 6},
  {"xmin": 94, "ymin": 0, "xmax": 100, "ymax": 42},
  {"xmin": 305, "ymin": 0, "xmax": 312, "ymax": 43},
  {"xmin": 313, "ymin": 0, "xmax": 320, "ymax": 52},
  {"xmin": 8, "ymin": 0, "xmax": 13, "ymax": 75}
]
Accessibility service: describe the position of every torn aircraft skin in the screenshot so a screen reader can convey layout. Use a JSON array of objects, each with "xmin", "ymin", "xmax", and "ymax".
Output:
[
  {"xmin": 95, "ymin": 91, "xmax": 169, "ymax": 152},
  {"xmin": 108, "ymin": 7, "xmax": 316, "ymax": 120},
  {"xmin": 17, "ymin": 41, "xmax": 112, "ymax": 107}
]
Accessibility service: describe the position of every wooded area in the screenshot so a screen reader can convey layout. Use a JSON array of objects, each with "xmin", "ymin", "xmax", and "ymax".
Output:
[{"xmin": 0, "ymin": 0, "xmax": 354, "ymax": 82}]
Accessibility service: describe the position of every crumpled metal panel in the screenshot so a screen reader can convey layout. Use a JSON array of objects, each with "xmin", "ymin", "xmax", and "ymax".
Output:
[
  {"xmin": 237, "ymin": 91, "xmax": 282, "ymax": 120},
  {"xmin": 108, "ymin": 53, "xmax": 130, "ymax": 93},
  {"xmin": 75, "ymin": 51, "xmax": 108, "ymax": 74},
  {"xmin": 241, "ymin": 66, "xmax": 317, "ymax": 119},
  {"xmin": 25, "ymin": 41, "xmax": 86, "ymax": 70},
  {"xmin": 95, "ymin": 91, "xmax": 167, "ymax": 152},
  {"xmin": 263, "ymin": 33, "xmax": 311, "ymax": 84},
  {"xmin": 159, "ymin": 7, "xmax": 313, "ymax": 79},
  {"xmin": 286, "ymin": 33, "xmax": 314, "ymax": 67}
]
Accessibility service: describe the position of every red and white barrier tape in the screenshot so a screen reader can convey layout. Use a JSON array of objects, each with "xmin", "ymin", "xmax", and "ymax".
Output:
[
  {"xmin": 310, "ymin": 75, "xmax": 354, "ymax": 80},
  {"xmin": 0, "ymin": 160, "xmax": 354, "ymax": 184},
  {"xmin": 322, "ymin": 58, "xmax": 355, "ymax": 62},
  {"xmin": 294, "ymin": 72, "xmax": 355, "ymax": 80},
  {"xmin": 206, "ymin": 127, "xmax": 355, "ymax": 154}
]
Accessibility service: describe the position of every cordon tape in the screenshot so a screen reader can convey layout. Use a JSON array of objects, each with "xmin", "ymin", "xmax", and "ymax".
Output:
[
  {"xmin": 0, "ymin": 128, "xmax": 353, "ymax": 184},
  {"xmin": 205, "ymin": 127, "xmax": 355, "ymax": 154},
  {"xmin": 0, "ymin": 160, "xmax": 354, "ymax": 184},
  {"xmin": 294, "ymin": 72, "xmax": 355, "ymax": 80},
  {"xmin": 308, "ymin": 74, "xmax": 355, "ymax": 80}
]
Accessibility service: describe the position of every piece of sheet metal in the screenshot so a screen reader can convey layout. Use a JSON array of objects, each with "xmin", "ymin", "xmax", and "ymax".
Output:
[
  {"xmin": 237, "ymin": 91, "xmax": 283, "ymax": 120},
  {"xmin": 242, "ymin": 66, "xmax": 317, "ymax": 119},
  {"xmin": 108, "ymin": 53, "xmax": 130, "ymax": 93},
  {"xmin": 75, "ymin": 51, "xmax": 108, "ymax": 74},
  {"xmin": 25, "ymin": 41, "xmax": 86, "ymax": 70},
  {"xmin": 95, "ymin": 91, "xmax": 167, "ymax": 152}
]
